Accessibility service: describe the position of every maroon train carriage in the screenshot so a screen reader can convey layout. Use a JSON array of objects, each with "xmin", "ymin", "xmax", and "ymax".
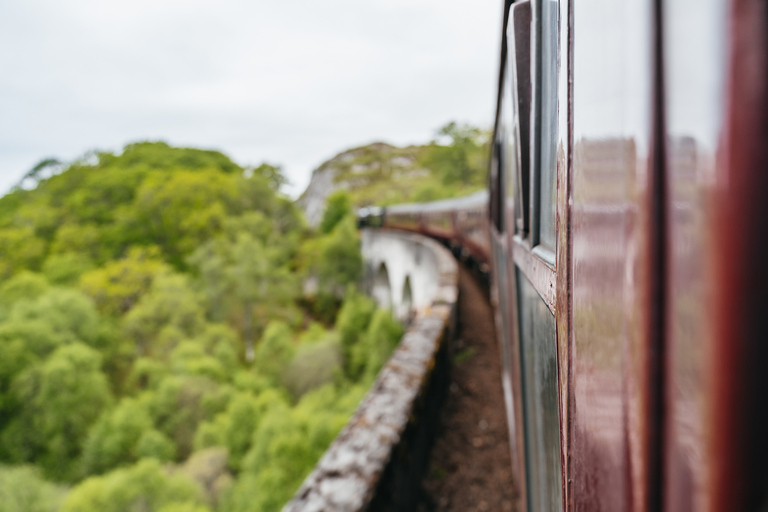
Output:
[
  {"xmin": 376, "ymin": 191, "xmax": 491, "ymax": 271},
  {"xmin": 361, "ymin": 0, "xmax": 768, "ymax": 508},
  {"xmin": 489, "ymin": 0, "xmax": 768, "ymax": 507}
]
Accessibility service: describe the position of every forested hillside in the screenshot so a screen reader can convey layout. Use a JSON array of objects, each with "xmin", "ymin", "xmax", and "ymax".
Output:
[{"xmin": 0, "ymin": 142, "xmax": 402, "ymax": 512}]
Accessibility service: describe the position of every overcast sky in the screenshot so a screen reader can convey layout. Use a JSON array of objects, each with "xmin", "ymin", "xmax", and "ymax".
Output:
[{"xmin": 0, "ymin": 0, "xmax": 502, "ymax": 197}]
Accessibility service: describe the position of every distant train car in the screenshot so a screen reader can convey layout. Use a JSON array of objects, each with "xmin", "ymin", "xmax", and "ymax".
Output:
[
  {"xmin": 377, "ymin": 191, "xmax": 490, "ymax": 271},
  {"xmin": 356, "ymin": 206, "xmax": 385, "ymax": 229},
  {"xmin": 363, "ymin": 0, "xmax": 768, "ymax": 509}
]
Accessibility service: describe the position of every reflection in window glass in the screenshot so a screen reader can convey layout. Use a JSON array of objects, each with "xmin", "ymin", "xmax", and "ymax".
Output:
[
  {"xmin": 516, "ymin": 269, "xmax": 562, "ymax": 512},
  {"xmin": 537, "ymin": 0, "xmax": 558, "ymax": 251},
  {"xmin": 494, "ymin": 243, "xmax": 515, "ymax": 416}
]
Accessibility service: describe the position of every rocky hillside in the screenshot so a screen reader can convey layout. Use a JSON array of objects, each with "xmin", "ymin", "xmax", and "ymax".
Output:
[
  {"xmin": 296, "ymin": 124, "xmax": 490, "ymax": 227},
  {"xmin": 296, "ymin": 143, "xmax": 428, "ymax": 227}
]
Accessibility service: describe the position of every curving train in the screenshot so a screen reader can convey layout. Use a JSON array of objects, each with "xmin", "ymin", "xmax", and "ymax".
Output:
[
  {"xmin": 360, "ymin": 0, "xmax": 768, "ymax": 509},
  {"xmin": 359, "ymin": 191, "xmax": 491, "ymax": 274}
]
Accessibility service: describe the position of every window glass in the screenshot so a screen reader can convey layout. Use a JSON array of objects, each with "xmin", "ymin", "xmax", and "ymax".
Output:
[
  {"xmin": 508, "ymin": 1, "xmax": 531, "ymax": 237},
  {"xmin": 502, "ymin": 56, "xmax": 520, "ymax": 235},
  {"xmin": 536, "ymin": 0, "xmax": 559, "ymax": 251},
  {"xmin": 493, "ymin": 136, "xmax": 505, "ymax": 232},
  {"xmin": 494, "ymin": 243, "xmax": 514, "ymax": 412},
  {"xmin": 517, "ymin": 269, "xmax": 562, "ymax": 512}
]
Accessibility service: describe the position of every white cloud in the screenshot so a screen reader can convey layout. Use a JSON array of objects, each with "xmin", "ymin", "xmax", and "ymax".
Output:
[{"xmin": 0, "ymin": 0, "xmax": 502, "ymax": 196}]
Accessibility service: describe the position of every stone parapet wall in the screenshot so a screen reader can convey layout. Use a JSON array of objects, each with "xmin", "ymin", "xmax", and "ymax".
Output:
[{"xmin": 282, "ymin": 230, "xmax": 459, "ymax": 512}]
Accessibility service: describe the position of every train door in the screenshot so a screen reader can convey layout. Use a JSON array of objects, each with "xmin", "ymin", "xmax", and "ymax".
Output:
[{"xmin": 663, "ymin": 0, "xmax": 768, "ymax": 509}]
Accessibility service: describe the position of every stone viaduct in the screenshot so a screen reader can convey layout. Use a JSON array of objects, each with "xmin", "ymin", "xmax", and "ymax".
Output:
[{"xmin": 283, "ymin": 228, "xmax": 460, "ymax": 512}]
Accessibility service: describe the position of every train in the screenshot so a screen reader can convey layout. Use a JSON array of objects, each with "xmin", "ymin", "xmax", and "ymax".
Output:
[
  {"xmin": 358, "ymin": 191, "xmax": 491, "ymax": 274},
  {"xmin": 360, "ymin": 0, "xmax": 768, "ymax": 510}
]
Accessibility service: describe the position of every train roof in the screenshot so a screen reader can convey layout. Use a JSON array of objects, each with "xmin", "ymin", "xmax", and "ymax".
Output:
[{"xmin": 385, "ymin": 190, "xmax": 488, "ymax": 214}]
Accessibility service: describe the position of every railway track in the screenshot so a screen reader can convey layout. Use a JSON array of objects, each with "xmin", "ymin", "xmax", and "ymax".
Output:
[{"xmin": 418, "ymin": 267, "xmax": 516, "ymax": 512}]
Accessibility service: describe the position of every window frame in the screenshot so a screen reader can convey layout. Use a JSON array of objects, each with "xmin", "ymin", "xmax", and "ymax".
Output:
[{"xmin": 507, "ymin": 0, "xmax": 559, "ymax": 311}]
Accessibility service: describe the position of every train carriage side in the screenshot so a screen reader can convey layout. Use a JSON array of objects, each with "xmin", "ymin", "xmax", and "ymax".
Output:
[
  {"xmin": 488, "ymin": 0, "xmax": 768, "ymax": 510},
  {"xmin": 380, "ymin": 192, "xmax": 491, "ymax": 269},
  {"xmin": 447, "ymin": 191, "xmax": 492, "ymax": 270},
  {"xmin": 383, "ymin": 203, "xmax": 422, "ymax": 232}
]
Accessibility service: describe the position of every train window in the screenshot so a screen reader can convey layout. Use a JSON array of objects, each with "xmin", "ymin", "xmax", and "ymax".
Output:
[
  {"xmin": 500, "ymin": 58, "xmax": 517, "ymax": 236},
  {"xmin": 517, "ymin": 270, "xmax": 563, "ymax": 512},
  {"xmin": 509, "ymin": 0, "xmax": 558, "ymax": 254},
  {"xmin": 534, "ymin": 0, "xmax": 559, "ymax": 253},
  {"xmin": 493, "ymin": 137, "xmax": 505, "ymax": 232},
  {"xmin": 508, "ymin": 0, "xmax": 532, "ymax": 237}
]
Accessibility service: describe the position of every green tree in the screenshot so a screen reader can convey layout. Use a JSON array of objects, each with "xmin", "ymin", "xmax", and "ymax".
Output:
[
  {"xmin": 10, "ymin": 288, "xmax": 101, "ymax": 348},
  {"xmin": 334, "ymin": 287, "xmax": 376, "ymax": 375},
  {"xmin": 1, "ymin": 343, "xmax": 113, "ymax": 481},
  {"xmin": 316, "ymin": 216, "xmax": 363, "ymax": 297},
  {"xmin": 350, "ymin": 309, "xmax": 403, "ymax": 381},
  {"xmin": 62, "ymin": 166, "xmax": 145, "ymax": 225},
  {"xmin": 253, "ymin": 321, "xmax": 295, "ymax": 383},
  {"xmin": 225, "ymin": 385, "xmax": 362, "ymax": 512},
  {"xmin": 0, "ymin": 189, "xmax": 29, "ymax": 229},
  {"xmin": 229, "ymin": 234, "xmax": 295, "ymax": 361},
  {"xmin": 0, "ymin": 271, "xmax": 49, "ymax": 314},
  {"xmin": 421, "ymin": 121, "xmax": 488, "ymax": 186},
  {"xmin": 124, "ymin": 170, "xmax": 237, "ymax": 267},
  {"xmin": 0, "ymin": 287, "xmax": 106, "ymax": 412},
  {"xmin": 80, "ymin": 247, "xmax": 169, "ymax": 317},
  {"xmin": 12, "ymin": 200, "xmax": 61, "ymax": 243},
  {"xmin": 0, "ymin": 465, "xmax": 65, "ymax": 512},
  {"xmin": 135, "ymin": 429, "xmax": 177, "ymax": 462},
  {"xmin": 179, "ymin": 324, "xmax": 241, "ymax": 376},
  {"xmin": 319, "ymin": 190, "xmax": 352, "ymax": 235},
  {"xmin": 115, "ymin": 141, "xmax": 240, "ymax": 174},
  {"xmin": 158, "ymin": 502, "xmax": 211, "ymax": 512},
  {"xmin": 18, "ymin": 157, "xmax": 63, "ymax": 189},
  {"xmin": 61, "ymin": 459, "xmax": 208, "ymax": 512},
  {"xmin": 41, "ymin": 252, "xmax": 94, "ymax": 286},
  {"xmin": 169, "ymin": 342, "xmax": 227, "ymax": 382},
  {"xmin": 82, "ymin": 399, "xmax": 148, "ymax": 474},
  {"xmin": 81, "ymin": 397, "xmax": 174, "ymax": 476},
  {"xmin": 0, "ymin": 323, "xmax": 66, "ymax": 404},
  {"xmin": 222, "ymin": 394, "xmax": 261, "ymax": 471},
  {"xmin": 147, "ymin": 375, "xmax": 231, "ymax": 460},
  {"xmin": 122, "ymin": 273, "xmax": 207, "ymax": 357},
  {"xmin": 282, "ymin": 340, "xmax": 342, "ymax": 400},
  {"xmin": 251, "ymin": 163, "xmax": 288, "ymax": 193},
  {"xmin": 190, "ymin": 233, "xmax": 297, "ymax": 361},
  {"xmin": 125, "ymin": 357, "xmax": 170, "ymax": 392},
  {"xmin": 0, "ymin": 227, "xmax": 46, "ymax": 278},
  {"xmin": 49, "ymin": 223, "xmax": 103, "ymax": 262}
]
